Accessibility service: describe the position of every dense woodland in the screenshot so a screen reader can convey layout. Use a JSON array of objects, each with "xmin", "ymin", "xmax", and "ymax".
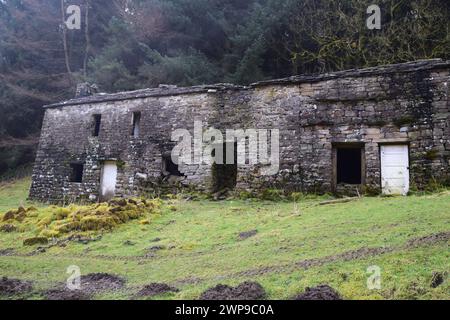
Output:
[{"xmin": 0, "ymin": 0, "xmax": 449, "ymax": 177}]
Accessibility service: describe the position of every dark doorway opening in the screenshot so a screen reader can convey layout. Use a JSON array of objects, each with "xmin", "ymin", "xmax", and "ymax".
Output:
[
  {"xmin": 69, "ymin": 163, "xmax": 84, "ymax": 183},
  {"xmin": 212, "ymin": 142, "xmax": 238, "ymax": 192},
  {"xmin": 162, "ymin": 155, "xmax": 184, "ymax": 177},
  {"xmin": 336, "ymin": 147, "xmax": 363, "ymax": 184}
]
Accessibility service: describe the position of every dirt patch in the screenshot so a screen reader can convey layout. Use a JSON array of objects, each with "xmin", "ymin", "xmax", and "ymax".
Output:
[
  {"xmin": 123, "ymin": 240, "xmax": 136, "ymax": 246},
  {"xmin": 0, "ymin": 224, "xmax": 17, "ymax": 233},
  {"xmin": 0, "ymin": 277, "xmax": 33, "ymax": 296},
  {"xmin": 0, "ymin": 248, "xmax": 15, "ymax": 256},
  {"xmin": 430, "ymin": 272, "xmax": 445, "ymax": 288},
  {"xmin": 137, "ymin": 283, "xmax": 179, "ymax": 297},
  {"xmin": 199, "ymin": 282, "xmax": 266, "ymax": 300},
  {"xmin": 24, "ymin": 234, "xmax": 103, "ymax": 254},
  {"xmin": 43, "ymin": 273, "xmax": 126, "ymax": 300},
  {"xmin": 66, "ymin": 234, "xmax": 103, "ymax": 245},
  {"xmin": 44, "ymin": 289, "xmax": 92, "ymax": 300},
  {"xmin": 293, "ymin": 285, "xmax": 342, "ymax": 300},
  {"xmin": 296, "ymin": 247, "xmax": 393, "ymax": 269},
  {"xmin": 238, "ymin": 230, "xmax": 258, "ymax": 240},
  {"xmin": 405, "ymin": 232, "xmax": 450, "ymax": 248},
  {"xmin": 57, "ymin": 234, "xmax": 102, "ymax": 248},
  {"xmin": 79, "ymin": 273, "xmax": 125, "ymax": 293},
  {"xmin": 148, "ymin": 245, "xmax": 165, "ymax": 252}
]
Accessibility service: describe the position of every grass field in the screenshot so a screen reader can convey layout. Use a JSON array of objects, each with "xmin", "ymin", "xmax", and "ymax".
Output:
[{"xmin": 0, "ymin": 178, "xmax": 449, "ymax": 300}]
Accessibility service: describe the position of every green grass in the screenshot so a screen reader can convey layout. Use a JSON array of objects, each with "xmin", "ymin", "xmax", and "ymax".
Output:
[
  {"xmin": 0, "ymin": 178, "xmax": 449, "ymax": 300},
  {"xmin": 0, "ymin": 178, "xmax": 37, "ymax": 212}
]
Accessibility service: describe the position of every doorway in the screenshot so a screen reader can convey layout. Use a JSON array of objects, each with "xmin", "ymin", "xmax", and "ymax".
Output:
[
  {"xmin": 212, "ymin": 142, "xmax": 237, "ymax": 193},
  {"xmin": 380, "ymin": 145, "xmax": 410, "ymax": 195},
  {"xmin": 100, "ymin": 161, "xmax": 118, "ymax": 201},
  {"xmin": 333, "ymin": 143, "xmax": 365, "ymax": 190}
]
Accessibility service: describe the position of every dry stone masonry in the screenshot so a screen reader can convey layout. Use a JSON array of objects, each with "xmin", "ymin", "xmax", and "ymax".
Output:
[{"xmin": 29, "ymin": 60, "xmax": 450, "ymax": 202}]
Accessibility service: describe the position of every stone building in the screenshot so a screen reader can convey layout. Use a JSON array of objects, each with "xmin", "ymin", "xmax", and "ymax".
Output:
[{"xmin": 29, "ymin": 60, "xmax": 450, "ymax": 202}]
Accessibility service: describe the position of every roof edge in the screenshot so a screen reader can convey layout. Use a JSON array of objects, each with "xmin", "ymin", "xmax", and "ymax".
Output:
[
  {"xmin": 44, "ymin": 59, "xmax": 450, "ymax": 109},
  {"xmin": 251, "ymin": 59, "xmax": 450, "ymax": 87}
]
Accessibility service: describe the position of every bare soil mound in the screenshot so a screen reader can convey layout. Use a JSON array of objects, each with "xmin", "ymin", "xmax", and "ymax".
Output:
[
  {"xmin": 0, "ymin": 224, "xmax": 17, "ymax": 233},
  {"xmin": 405, "ymin": 232, "xmax": 450, "ymax": 248},
  {"xmin": 0, "ymin": 248, "xmax": 15, "ymax": 256},
  {"xmin": 80, "ymin": 273, "xmax": 125, "ymax": 293},
  {"xmin": 0, "ymin": 277, "xmax": 33, "ymax": 296},
  {"xmin": 137, "ymin": 283, "xmax": 179, "ymax": 297},
  {"xmin": 293, "ymin": 285, "xmax": 342, "ymax": 300},
  {"xmin": 238, "ymin": 230, "xmax": 258, "ymax": 240},
  {"xmin": 430, "ymin": 272, "xmax": 445, "ymax": 288},
  {"xmin": 43, "ymin": 273, "xmax": 126, "ymax": 300},
  {"xmin": 44, "ymin": 289, "xmax": 92, "ymax": 300},
  {"xmin": 200, "ymin": 281, "xmax": 265, "ymax": 300}
]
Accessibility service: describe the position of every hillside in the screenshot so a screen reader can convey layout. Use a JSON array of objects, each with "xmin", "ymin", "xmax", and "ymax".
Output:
[{"xmin": 0, "ymin": 178, "xmax": 449, "ymax": 300}]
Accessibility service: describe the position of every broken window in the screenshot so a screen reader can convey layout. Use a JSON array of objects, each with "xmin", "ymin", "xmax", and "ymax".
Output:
[
  {"xmin": 162, "ymin": 155, "xmax": 184, "ymax": 177},
  {"xmin": 69, "ymin": 163, "xmax": 84, "ymax": 183},
  {"xmin": 336, "ymin": 146, "xmax": 363, "ymax": 184},
  {"xmin": 92, "ymin": 114, "xmax": 101, "ymax": 137},
  {"xmin": 131, "ymin": 112, "xmax": 141, "ymax": 137},
  {"xmin": 212, "ymin": 142, "xmax": 238, "ymax": 192}
]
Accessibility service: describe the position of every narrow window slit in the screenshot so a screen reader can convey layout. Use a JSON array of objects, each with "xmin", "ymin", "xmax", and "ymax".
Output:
[
  {"xmin": 132, "ymin": 112, "xmax": 141, "ymax": 137},
  {"xmin": 92, "ymin": 114, "xmax": 101, "ymax": 137}
]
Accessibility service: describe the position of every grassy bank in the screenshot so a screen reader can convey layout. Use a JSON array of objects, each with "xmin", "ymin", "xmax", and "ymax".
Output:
[{"xmin": 0, "ymin": 178, "xmax": 449, "ymax": 300}]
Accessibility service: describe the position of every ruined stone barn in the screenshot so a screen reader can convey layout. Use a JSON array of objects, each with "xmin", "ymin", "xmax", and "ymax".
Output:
[{"xmin": 29, "ymin": 60, "xmax": 450, "ymax": 202}]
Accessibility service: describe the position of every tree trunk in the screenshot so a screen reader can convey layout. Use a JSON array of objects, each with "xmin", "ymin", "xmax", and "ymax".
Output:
[
  {"xmin": 83, "ymin": 0, "xmax": 90, "ymax": 78},
  {"xmin": 61, "ymin": 0, "xmax": 73, "ymax": 84}
]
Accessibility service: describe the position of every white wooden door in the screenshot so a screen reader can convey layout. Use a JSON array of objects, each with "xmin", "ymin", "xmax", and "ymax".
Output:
[
  {"xmin": 100, "ymin": 161, "xmax": 118, "ymax": 201},
  {"xmin": 380, "ymin": 145, "xmax": 410, "ymax": 195}
]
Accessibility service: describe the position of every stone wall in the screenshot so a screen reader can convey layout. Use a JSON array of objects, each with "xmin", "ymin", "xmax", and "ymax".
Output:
[{"xmin": 29, "ymin": 60, "xmax": 450, "ymax": 202}]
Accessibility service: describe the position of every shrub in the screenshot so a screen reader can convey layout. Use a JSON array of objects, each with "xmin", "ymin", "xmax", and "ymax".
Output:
[
  {"xmin": 260, "ymin": 189, "xmax": 285, "ymax": 201},
  {"xmin": 393, "ymin": 116, "xmax": 415, "ymax": 128}
]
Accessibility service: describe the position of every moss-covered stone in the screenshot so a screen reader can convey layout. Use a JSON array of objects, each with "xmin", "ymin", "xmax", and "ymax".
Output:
[
  {"xmin": 393, "ymin": 115, "xmax": 416, "ymax": 128},
  {"xmin": 2, "ymin": 210, "xmax": 16, "ymax": 222},
  {"xmin": 2, "ymin": 207, "xmax": 27, "ymax": 222},
  {"xmin": 260, "ymin": 189, "xmax": 285, "ymax": 201},
  {"xmin": 33, "ymin": 198, "xmax": 161, "ymax": 237},
  {"xmin": 424, "ymin": 149, "xmax": 439, "ymax": 161},
  {"xmin": 0, "ymin": 224, "xmax": 17, "ymax": 233},
  {"xmin": 23, "ymin": 237, "xmax": 48, "ymax": 246}
]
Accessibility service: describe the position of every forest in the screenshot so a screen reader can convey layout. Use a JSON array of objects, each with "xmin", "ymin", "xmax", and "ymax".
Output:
[{"xmin": 0, "ymin": 0, "xmax": 449, "ymax": 177}]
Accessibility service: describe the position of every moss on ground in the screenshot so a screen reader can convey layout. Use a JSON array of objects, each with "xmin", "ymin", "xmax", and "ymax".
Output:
[{"xmin": 0, "ymin": 197, "xmax": 162, "ymax": 240}]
